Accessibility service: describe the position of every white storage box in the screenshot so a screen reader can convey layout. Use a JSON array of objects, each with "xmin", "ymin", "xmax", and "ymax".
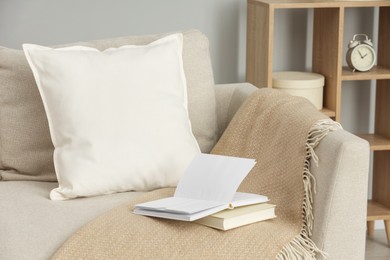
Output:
[{"xmin": 272, "ymin": 71, "xmax": 324, "ymax": 110}]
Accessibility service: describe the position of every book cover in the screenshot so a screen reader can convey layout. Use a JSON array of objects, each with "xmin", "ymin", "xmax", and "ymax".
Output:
[{"xmin": 195, "ymin": 203, "xmax": 276, "ymax": 231}]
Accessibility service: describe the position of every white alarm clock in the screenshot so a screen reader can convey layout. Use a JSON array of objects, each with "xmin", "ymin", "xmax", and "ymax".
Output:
[{"xmin": 346, "ymin": 34, "xmax": 376, "ymax": 72}]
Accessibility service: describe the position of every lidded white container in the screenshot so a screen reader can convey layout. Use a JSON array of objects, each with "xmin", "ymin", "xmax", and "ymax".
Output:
[{"xmin": 272, "ymin": 71, "xmax": 324, "ymax": 110}]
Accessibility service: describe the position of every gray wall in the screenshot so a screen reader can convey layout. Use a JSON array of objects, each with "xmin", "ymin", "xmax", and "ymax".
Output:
[
  {"xmin": 0, "ymin": 0, "xmax": 378, "ymax": 223},
  {"xmin": 0, "ymin": 0, "xmax": 248, "ymax": 84}
]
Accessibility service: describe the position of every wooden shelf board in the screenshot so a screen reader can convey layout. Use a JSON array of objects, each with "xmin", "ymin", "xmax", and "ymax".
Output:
[
  {"xmin": 368, "ymin": 200, "xmax": 390, "ymax": 221},
  {"xmin": 321, "ymin": 107, "xmax": 335, "ymax": 117},
  {"xmin": 249, "ymin": 0, "xmax": 390, "ymax": 9},
  {"xmin": 357, "ymin": 134, "xmax": 390, "ymax": 151},
  {"xmin": 342, "ymin": 66, "xmax": 390, "ymax": 81}
]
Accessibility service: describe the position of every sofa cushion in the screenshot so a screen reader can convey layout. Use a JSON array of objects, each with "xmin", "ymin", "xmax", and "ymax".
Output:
[
  {"xmin": 23, "ymin": 34, "xmax": 200, "ymax": 200},
  {"xmin": 0, "ymin": 29, "xmax": 218, "ymax": 182},
  {"xmin": 0, "ymin": 181, "xmax": 145, "ymax": 260}
]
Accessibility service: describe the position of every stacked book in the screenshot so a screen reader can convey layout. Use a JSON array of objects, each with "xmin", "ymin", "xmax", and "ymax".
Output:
[
  {"xmin": 195, "ymin": 202, "xmax": 275, "ymax": 231},
  {"xmin": 133, "ymin": 153, "xmax": 276, "ymax": 231}
]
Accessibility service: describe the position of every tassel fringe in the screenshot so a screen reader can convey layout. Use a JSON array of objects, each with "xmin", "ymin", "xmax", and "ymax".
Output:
[{"xmin": 276, "ymin": 119, "xmax": 342, "ymax": 260}]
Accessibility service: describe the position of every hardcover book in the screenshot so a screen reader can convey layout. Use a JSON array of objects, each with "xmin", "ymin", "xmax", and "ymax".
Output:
[{"xmin": 195, "ymin": 203, "xmax": 276, "ymax": 231}]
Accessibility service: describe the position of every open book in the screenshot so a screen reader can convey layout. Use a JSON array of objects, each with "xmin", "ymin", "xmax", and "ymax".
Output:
[{"xmin": 133, "ymin": 153, "xmax": 268, "ymax": 221}]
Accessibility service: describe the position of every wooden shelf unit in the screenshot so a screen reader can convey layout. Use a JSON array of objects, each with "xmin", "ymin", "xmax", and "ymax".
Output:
[{"xmin": 246, "ymin": 0, "xmax": 390, "ymax": 244}]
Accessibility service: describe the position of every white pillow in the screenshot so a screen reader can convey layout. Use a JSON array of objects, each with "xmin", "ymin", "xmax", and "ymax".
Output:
[{"xmin": 23, "ymin": 34, "xmax": 200, "ymax": 200}]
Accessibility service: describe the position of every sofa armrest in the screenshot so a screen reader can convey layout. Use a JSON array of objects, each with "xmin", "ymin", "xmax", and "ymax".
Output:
[
  {"xmin": 215, "ymin": 84, "xmax": 370, "ymax": 259},
  {"xmin": 311, "ymin": 129, "xmax": 369, "ymax": 259},
  {"xmin": 214, "ymin": 83, "xmax": 257, "ymax": 137}
]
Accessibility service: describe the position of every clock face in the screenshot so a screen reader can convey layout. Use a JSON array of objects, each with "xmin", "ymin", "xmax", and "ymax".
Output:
[{"xmin": 350, "ymin": 45, "xmax": 376, "ymax": 72}]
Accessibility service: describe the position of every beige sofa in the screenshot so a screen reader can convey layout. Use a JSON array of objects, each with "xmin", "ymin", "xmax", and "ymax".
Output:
[{"xmin": 0, "ymin": 30, "xmax": 369, "ymax": 259}]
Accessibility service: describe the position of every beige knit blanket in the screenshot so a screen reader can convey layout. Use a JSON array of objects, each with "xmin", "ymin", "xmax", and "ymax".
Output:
[{"xmin": 52, "ymin": 89, "xmax": 340, "ymax": 260}]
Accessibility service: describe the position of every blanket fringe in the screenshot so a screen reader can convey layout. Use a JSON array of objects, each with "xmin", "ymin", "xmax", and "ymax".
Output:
[{"xmin": 276, "ymin": 119, "xmax": 342, "ymax": 260}]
